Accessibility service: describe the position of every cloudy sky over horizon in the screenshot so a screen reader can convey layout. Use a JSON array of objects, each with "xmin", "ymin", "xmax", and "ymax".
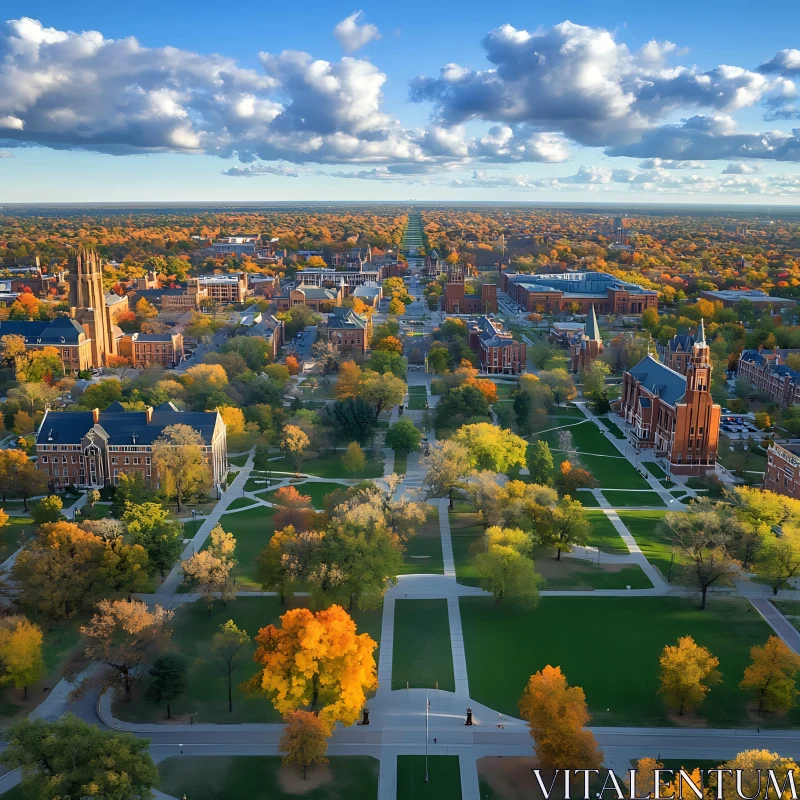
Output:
[{"xmin": 3, "ymin": 0, "xmax": 800, "ymax": 203}]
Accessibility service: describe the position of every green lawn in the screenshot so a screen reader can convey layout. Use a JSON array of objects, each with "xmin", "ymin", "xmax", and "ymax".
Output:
[
  {"xmin": 575, "ymin": 491, "xmax": 601, "ymax": 507},
  {"xmin": 159, "ymin": 756, "xmax": 379, "ymax": 800},
  {"xmin": 114, "ymin": 597, "xmax": 382, "ymax": 724},
  {"xmin": 300, "ymin": 379, "xmax": 339, "ymax": 400},
  {"xmin": 226, "ymin": 497, "xmax": 257, "ymax": 511},
  {"xmin": 397, "ymin": 756, "xmax": 462, "ymax": 800},
  {"xmin": 531, "ymin": 420, "xmax": 621, "ymax": 458},
  {"xmin": 643, "ymin": 461, "xmax": 667, "ymax": 479},
  {"xmin": 260, "ymin": 480, "xmax": 349, "ymax": 510},
  {"xmin": 392, "ymin": 599, "xmax": 454, "ymax": 691},
  {"xmin": 581, "ymin": 455, "xmax": 650, "ymax": 489},
  {"xmin": 601, "ymin": 490, "xmax": 667, "ymax": 508},
  {"xmin": 228, "ymin": 454, "xmax": 249, "ymax": 468},
  {"xmin": 533, "ymin": 546, "xmax": 653, "ymax": 590},
  {"xmin": 460, "ymin": 596, "xmax": 781, "ymax": 727},
  {"xmin": 450, "ymin": 505, "xmax": 649, "ymax": 590},
  {"xmin": 492, "ymin": 382, "xmax": 517, "ymax": 401},
  {"xmin": 584, "ymin": 509, "xmax": 629, "ymax": 555},
  {"xmin": 616, "ymin": 510, "xmax": 675, "ymax": 579},
  {"xmin": 450, "ymin": 507, "xmax": 484, "ymax": 587},
  {"xmin": 269, "ymin": 450, "xmax": 384, "ymax": 479},
  {"xmin": 213, "ymin": 506, "xmax": 276, "ymax": 589},
  {"xmin": 0, "ymin": 515, "xmax": 36, "ymax": 555},
  {"xmin": 400, "ymin": 506, "xmax": 443, "ymax": 575}
]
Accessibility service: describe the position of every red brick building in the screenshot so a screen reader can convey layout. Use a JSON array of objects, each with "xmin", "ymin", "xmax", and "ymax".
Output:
[
  {"xmin": 119, "ymin": 331, "xmax": 185, "ymax": 368},
  {"xmin": 737, "ymin": 349, "xmax": 800, "ymax": 408},
  {"xmin": 619, "ymin": 323, "xmax": 720, "ymax": 476},
  {"xmin": 765, "ymin": 443, "xmax": 800, "ymax": 500},
  {"xmin": 35, "ymin": 403, "xmax": 228, "ymax": 494},
  {"xmin": 442, "ymin": 264, "xmax": 498, "ymax": 315},
  {"xmin": 467, "ymin": 316, "xmax": 526, "ymax": 375},
  {"xmin": 327, "ymin": 307, "xmax": 371, "ymax": 356},
  {"xmin": 503, "ymin": 271, "xmax": 658, "ymax": 314}
]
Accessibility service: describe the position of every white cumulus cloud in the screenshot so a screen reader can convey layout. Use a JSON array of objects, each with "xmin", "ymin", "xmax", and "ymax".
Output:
[{"xmin": 334, "ymin": 11, "xmax": 381, "ymax": 53}]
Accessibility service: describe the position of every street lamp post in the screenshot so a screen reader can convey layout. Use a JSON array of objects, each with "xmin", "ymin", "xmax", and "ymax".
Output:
[
  {"xmin": 425, "ymin": 695, "xmax": 430, "ymax": 783},
  {"xmin": 191, "ymin": 509, "xmax": 198, "ymax": 537}
]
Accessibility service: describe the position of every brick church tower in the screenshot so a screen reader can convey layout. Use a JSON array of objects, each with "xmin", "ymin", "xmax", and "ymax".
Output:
[
  {"xmin": 68, "ymin": 247, "xmax": 117, "ymax": 367},
  {"xmin": 570, "ymin": 305, "xmax": 604, "ymax": 372},
  {"xmin": 670, "ymin": 319, "xmax": 721, "ymax": 473}
]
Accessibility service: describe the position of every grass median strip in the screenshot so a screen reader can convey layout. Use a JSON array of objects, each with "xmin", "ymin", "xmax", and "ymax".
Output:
[{"xmin": 392, "ymin": 599, "xmax": 454, "ymax": 691}]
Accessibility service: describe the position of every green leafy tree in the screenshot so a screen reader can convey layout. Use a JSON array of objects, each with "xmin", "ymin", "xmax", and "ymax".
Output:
[
  {"xmin": 544, "ymin": 496, "xmax": 591, "ymax": 560},
  {"xmin": 324, "ymin": 397, "xmax": 378, "ymax": 447},
  {"xmin": 122, "ymin": 502, "xmax": 184, "ymax": 579},
  {"xmin": 1, "ymin": 714, "xmax": 159, "ymax": 800},
  {"xmin": 385, "ymin": 418, "xmax": 422, "ymax": 455},
  {"xmin": 453, "ymin": 422, "xmax": 527, "ymax": 473},
  {"xmin": 526, "ymin": 440, "xmax": 554, "ymax": 486},
  {"xmin": 342, "ymin": 442, "xmax": 367, "ymax": 476},
  {"xmin": 422, "ymin": 440, "xmax": 472, "ymax": 509}
]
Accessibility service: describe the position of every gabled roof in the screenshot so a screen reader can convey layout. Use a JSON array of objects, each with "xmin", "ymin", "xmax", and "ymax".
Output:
[
  {"xmin": 328, "ymin": 308, "xmax": 368, "ymax": 330},
  {"xmin": 628, "ymin": 355, "xmax": 687, "ymax": 406},
  {"xmin": 36, "ymin": 408, "xmax": 220, "ymax": 447}
]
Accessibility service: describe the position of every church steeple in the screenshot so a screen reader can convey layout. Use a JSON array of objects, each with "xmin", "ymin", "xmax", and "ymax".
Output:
[
  {"xmin": 696, "ymin": 318, "xmax": 706, "ymax": 346},
  {"xmin": 585, "ymin": 305, "xmax": 601, "ymax": 342}
]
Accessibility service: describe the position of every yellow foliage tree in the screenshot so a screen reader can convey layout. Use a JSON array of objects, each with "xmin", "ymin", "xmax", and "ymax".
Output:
[
  {"xmin": 281, "ymin": 424, "xmax": 311, "ymax": 476},
  {"xmin": 0, "ymin": 618, "xmax": 45, "ymax": 699},
  {"xmin": 335, "ymin": 361, "xmax": 362, "ymax": 399},
  {"xmin": 248, "ymin": 605, "xmax": 377, "ymax": 727},
  {"xmin": 518, "ymin": 665, "xmax": 603, "ymax": 769},
  {"xmin": 658, "ymin": 635, "xmax": 721, "ymax": 715},
  {"xmin": 712, "ymin": 750, "xmax": 800, "ymax": 800},
  {"xmin": 218, "ymin": 406, "xmax": 246, "ymax": 435},
  {"xmin": 740, "ymin": 635, "xmax": 800, "ymax": 713}
]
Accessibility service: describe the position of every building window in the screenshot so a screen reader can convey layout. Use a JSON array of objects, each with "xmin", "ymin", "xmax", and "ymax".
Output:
[{"xmin": 41, "ymin": 456, "xmax": 48, "ymax": 463}]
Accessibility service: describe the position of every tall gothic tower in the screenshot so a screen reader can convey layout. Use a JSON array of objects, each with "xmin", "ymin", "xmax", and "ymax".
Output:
[{"xmin": 68, "ymin": 247, "xmax": 117, "ymax": 366}]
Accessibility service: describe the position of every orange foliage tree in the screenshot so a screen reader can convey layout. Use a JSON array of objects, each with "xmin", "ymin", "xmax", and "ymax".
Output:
[
  {"xmin": 518, "ymin": 665, "xmax": 603, "ymax": 770},
  {"xmin": 247, "ymin": 605, "xmax": 377, "ymax": 727},
  {"xmin": 285, "ymin": 355, "xmax": 301, "ymax": 376},
  {"xmin": 272, "ymin": 486, "xmax": 316, "ymax": 532}
]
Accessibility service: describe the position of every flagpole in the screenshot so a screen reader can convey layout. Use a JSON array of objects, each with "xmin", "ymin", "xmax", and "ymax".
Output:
[{"xmin": 425, "ymin": 694, "xmax": 429, "ymax": 783}]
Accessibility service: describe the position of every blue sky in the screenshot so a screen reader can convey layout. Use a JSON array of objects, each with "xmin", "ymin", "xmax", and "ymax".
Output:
[{"xmin": 2, "ymin": 0, "xmax": 800, "ymax": 203}]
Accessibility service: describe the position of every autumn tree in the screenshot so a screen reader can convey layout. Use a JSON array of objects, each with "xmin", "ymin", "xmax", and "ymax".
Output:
[
  {"xmin": 272, "ymin": 486, "xmax": 316, "ymax": 532},
  {"xmin": 280, "ymin": 711, "xmax": 331, "ymax": 780},
  {"xmin": 358, "ymin": 370, "xmax": 406, "ymax": 418},
  {"xmin": 658, "ymin": 636, "xmax": 721, "ymax": 715},
  {"xmin": 80, "ymin": 599, "xmax": 173, "ymax": 701},
  {"xmin": 544, "ymin": 496, "xmax": 591, "ymax": 560},
  {"xmin": 258, "ymin": 525, "xmax": 325, "ymax": 602},
  {"xmin": 1, "ymin": 715, "xmax": 159, "ymax": 800},
  {"xmin": 453, "ymin": 422, "xmax": 528, "ymax": 473},
  {"xmin": 13, "ymin": 522, "xmax": 148, "ymax": 619},
  {"xmin": 740, "ymin": 636, "xmax": 800, "ymax": 714},
  {"xmin": 182, "ymin": 550, "xmax": 235, "ymax": 616},
  {"xmin": 519, "ymin": 665, "xmax": 603, "ymax": 769},
  {"xmin": 465, "ymin": 470, "xmax": 502, "ymax": 529},
  {"xmin": 659, "ymin": 503, "xmax": 743, "ymax": 609},
  {"xmin": 212, "ymin": 619, "xmax": 251, "ymax": 713},
  {"xmin": 285, "ymin": 355, "xmax": 301, "ymax": 375},
  {"xmin": 711, "ymin": 750, "xmax": 800, "ymax": 800},
  {"xmin": 0, "ymin": 333, "xmax": 26, "ymax": 367},
  {"xmin": 422, "ymin": 440, "xmax": 472, "ymax": 509},
  {"xmin": 499, "ymin": 481, "xmax": 558, "ymax": 541},
  {"xmin": 248, "ymin": 605, "xmax": 377, "ymax": 727},
  {"xmin": 475, "ymin": 527, "xmax": 544, "ymax": 607},
  {"xmin": 335, "ymin": 361, "xmax": 362, "ymax": 399},
  {"xmin": 145, "ymin": 654, "xmax": 188, "ymax": 719},
  {"xmin": 342, "ymin": 441, "xmax": 366, "ymax": 476},
  {"xmin": 0, "ymin": 449, "xmax": 48, "ymax": 509},
  {"xmin": 0, "ymin": 618, "xmax": 45, "ymax": 699},
  {"xmin": 281, "ymin": 424, "xmax": 311, "ymax": 477},
  {"xmin": 760, "ymin": 526, "xmax": 800, "ymax": 595},
  {"xmin": 32, "ymin": 494, "xmax": 63, "ymax": 525},
  {"xmin": 152, "ymin": 424, "xmax": 209, "ymax": 512}
]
